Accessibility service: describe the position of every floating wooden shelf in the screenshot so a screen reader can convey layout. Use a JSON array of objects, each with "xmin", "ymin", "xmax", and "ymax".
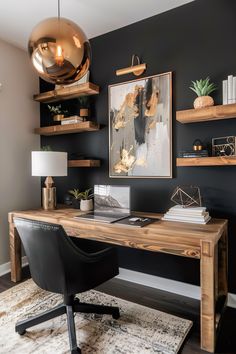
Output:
[
  {"xmin": 33, "ymin": 82, "xmax": 100, "ymax": 103},
  {"xmin": 68, "ymin": 160, "xmax": 101, "ymax": 168},
  {"xmin": 177, "ymin": 156, "xmax": 236, "ymax": 166},
  {"xmin": 35, "ymin": 121, "xmax": 100, "ymax": 136},
  {"xmin": 176, "ymin": 103, "xmax": 236, "ymax": 124}
]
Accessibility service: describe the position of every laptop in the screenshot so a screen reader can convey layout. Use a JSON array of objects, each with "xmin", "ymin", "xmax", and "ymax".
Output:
[{"xmin": 76, "ymin": 185, "xmax": 130, "ymax": 223}]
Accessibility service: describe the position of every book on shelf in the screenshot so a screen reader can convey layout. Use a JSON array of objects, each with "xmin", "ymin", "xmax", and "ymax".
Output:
[
  {"xmin": 178, "ymin": 150, "xmax": 209, "ymax": 158},
  {"xmin": 61, "ymin": 116, "xmax": 84, "ymax": 125},
  {"xmin": 162, "ymin": 205, "xmax": 211, "ymax": 224},
  {"xmin": 223, "ymin": 80, "xmax": 228, "ymax": 105},
  {"xmin": 222, "ymin": 74, "xmax": 236, "ymax": 104}
]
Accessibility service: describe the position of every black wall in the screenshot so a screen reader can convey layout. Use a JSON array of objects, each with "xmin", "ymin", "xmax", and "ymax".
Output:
[{"xmin": 41, "ymin": 0, "xmax": 236, "ymax": 294}]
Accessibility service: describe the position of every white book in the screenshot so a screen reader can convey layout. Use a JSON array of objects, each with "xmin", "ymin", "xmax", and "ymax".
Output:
[
  {"xmin": 163, "ymin": 213, "xmax": 209, "ymax": 222},
  {"xmin": 61, "ymin": 119, "xmax": 83, "ymax": 125},
  {"xmin": 162, "ymin": 215, "xmax": 211, "ymax": 225},
  {"xmin": 228, "ymin": 75, "xmax": 233, "ymax": 104},
  {"xmin": 223, "ymin": 80, "xmax": 228, "ymax": 105},
  {"xmin": 233, "ymin": 77, "xmax": 236, "ymax": 104},
  {"xmin": 168, "ymin": 205, "xmax": 206, "ymax": 215},
  {"xmin": 166, "ymin": 211, "xmax": 208, "ymax": 218}
]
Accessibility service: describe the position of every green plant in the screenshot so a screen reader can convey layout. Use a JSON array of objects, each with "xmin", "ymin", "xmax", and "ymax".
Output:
[
  {"xmin": 190, "ymin": 77, "xmax": 217, "ymax": 97},
  {"xmin": 68, "ymin": 189, "xmax": 82, "ymax": 200},
  {"xmin": 68, "ymin": 188, "xmax": 93, "ymax": 200},
  {"xmin": 77, "ymin": 96, "xmax": 89, "ymax": 108},
  {"xmin": 41, "ymin": 145, "xmax": 52, "ymax": 151},
  {"xmin": 47, "ymin": 104, "xmax": 68, "ymax": 115}
]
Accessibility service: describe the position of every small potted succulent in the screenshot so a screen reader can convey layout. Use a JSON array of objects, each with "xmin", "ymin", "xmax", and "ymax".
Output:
[
  {"xmin": 68, "ymin": 188, "xmax": 93, "ymax": 211},
  {"xmin": 79, "ymin": 188, "xmax": 93, "ymax": 211},
  {"xmin": 68, "ymin": 189, "xmax": 82, "ymax": 209},
  {"xmin": 47, "ymin": 104, "xmax": 68, "ymax": 121},
  {"xmin": 190, "ymin": 77, "xmax": 217, "ymax": 109}
]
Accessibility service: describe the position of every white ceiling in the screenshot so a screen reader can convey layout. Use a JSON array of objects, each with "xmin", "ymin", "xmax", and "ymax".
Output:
[{"xmin": 0, "ymin": 0, "xmax": 194, "ymax": 50}]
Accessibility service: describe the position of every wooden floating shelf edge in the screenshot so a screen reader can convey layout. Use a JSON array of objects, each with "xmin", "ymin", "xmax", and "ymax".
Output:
[
  {"xmin": 34, "ymin": 121, "xmax": 100, "ymax": 136},
  {"xmin": 33, "ymin": 82, "xmax": 100, "ymax": 103},
  {"xmin": 177, "ymin": 156, "xmax": 236, "ymax": 167},
  {"xmin": 68, "ymin": 160, "xmax": 101, "ymax": 168},
  {"xmin": 176, "ymin": 103, "xmax": 236, "ymax": 123}
]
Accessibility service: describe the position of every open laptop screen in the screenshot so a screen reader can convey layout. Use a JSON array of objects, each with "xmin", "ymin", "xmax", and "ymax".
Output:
[{"xmin": 94, "ymin": 185, "xmax": 130, "ymax": 215}]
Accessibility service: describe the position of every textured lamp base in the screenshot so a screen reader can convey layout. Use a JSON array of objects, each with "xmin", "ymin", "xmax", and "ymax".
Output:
[{"xmin": 42, "ymin": 187, "xmax": 56, "ymax": 210}]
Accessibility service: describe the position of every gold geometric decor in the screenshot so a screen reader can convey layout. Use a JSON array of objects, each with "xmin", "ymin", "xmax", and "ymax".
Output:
[{"xmin": 171, "ymin": 186, "xmax": 202, "ymax": 208}]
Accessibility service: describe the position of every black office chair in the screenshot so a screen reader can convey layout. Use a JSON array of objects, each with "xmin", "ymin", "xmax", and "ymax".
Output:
[{"xmin": 14, "ymin": 218, "xmax": 120, "ymax": 354}]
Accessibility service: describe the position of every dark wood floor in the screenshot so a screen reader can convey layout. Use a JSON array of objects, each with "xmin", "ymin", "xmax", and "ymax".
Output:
[{"xmin": 0, "ymin": 267, "xmax": 235, "ymax": 354}]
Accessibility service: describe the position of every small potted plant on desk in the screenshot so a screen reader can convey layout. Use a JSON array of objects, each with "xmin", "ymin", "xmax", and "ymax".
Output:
[{"xmin": 68, "ymin": 188, "xmax": 93, "ymax": 211}]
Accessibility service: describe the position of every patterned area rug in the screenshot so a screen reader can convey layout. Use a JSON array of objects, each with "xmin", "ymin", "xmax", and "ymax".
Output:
[{"xmin": 0, "ymin": 279, "xmax": 192, "ymax": 354}]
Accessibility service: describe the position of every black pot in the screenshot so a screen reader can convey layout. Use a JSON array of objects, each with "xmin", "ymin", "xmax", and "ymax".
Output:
[{"xmin": 72, "ymin": 199, "xmax": 80, "ymax": 209}]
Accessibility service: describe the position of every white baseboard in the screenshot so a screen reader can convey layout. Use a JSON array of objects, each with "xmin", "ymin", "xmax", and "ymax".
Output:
[
  {"xmin": 0, "ymin": 256, "xmax": 28, "ymax": 277},
  {"xmin": 1, "ymin": 260, "xmax": 235, "ymax": 309},
  {"xmin": 117, "ymin": 268, "xmax": 236, "ymax": 309}
]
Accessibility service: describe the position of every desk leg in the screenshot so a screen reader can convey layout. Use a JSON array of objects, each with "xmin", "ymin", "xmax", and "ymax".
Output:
[
  {"xmin": 200, "ymin": 240, "xmax": 216, "ymax": 353},
  {"xmin": 9, "ymin": 222, "xmax": 22, "ymax": 282},
  {"xmin": 218, "ymin": 226, "xmax": 228, "ymax": 299}
]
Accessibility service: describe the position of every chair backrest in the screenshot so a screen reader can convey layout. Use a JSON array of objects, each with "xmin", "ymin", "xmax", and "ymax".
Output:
[{"xmin": 14, "ymin": 217, "xmax": 91, "ymax": 295}]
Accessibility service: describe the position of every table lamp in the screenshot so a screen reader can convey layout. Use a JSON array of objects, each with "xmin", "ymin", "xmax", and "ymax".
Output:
[{"xmin": 32, "ymin": 151, "xmax": 67, "ymax": 210}]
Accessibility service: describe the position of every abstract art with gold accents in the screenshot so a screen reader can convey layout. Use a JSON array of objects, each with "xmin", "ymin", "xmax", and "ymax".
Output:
[{"xmin": 109, "ymin": 72, "xmax": 172, "ymax": 178}]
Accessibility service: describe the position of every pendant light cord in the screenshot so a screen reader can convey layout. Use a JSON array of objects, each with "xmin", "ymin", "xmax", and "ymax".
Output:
[{"xmin": 58, "ymin": 0, "xmax": 60, "ymax": 20}]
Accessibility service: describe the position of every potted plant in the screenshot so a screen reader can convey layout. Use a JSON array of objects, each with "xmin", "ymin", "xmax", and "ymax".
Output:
[
  {"xmin": 77, "ymin": 96, "xmax": 90, "ymax": 121},
  {"xmin": 190, "ymin": 77, "xmax": 217, "ymax": 109},
  {"xmin": 79, "ymin": 188, "xmax": 93, "ymax": 211},
  {"xmin": 68, "ymin": 188, "xmax": 93, "ymax": 211},
  {"xmin": 47, "ymin": 104, "xmax": 68, "ymax": 121},
  {"xmin": 68, "ymin": 189, "xmax": 82, "ymax": 209}
]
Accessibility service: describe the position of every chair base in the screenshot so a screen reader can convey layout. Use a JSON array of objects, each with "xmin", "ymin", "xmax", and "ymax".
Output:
[{"xmin": 15, "ymin": 297, "xmax": 120, "ymax": 354}]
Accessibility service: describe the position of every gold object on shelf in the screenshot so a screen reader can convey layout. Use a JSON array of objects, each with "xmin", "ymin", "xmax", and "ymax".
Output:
[
  {"xmin": 53, "ymin": 114, "xmax": 64, "ymax": 121},
  {"xmin": 116, "ymin": 55, "xmax": 146, "ymax": 77}
]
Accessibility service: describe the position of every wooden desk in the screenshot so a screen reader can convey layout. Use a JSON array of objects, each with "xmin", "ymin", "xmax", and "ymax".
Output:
[{"xmin": 8, "ymin": 208, "xmax": 228, "ymax": 353}]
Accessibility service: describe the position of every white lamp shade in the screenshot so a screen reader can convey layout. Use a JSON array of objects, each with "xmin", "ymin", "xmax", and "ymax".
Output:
[{"xmin": 32, "ymin": 151, "xmax": 68, "ymax": 177}]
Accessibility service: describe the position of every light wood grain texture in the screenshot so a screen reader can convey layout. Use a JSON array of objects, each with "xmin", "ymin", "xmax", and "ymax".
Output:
[
  {"xmin": 177, "ymin": 156, "xmax": 236, "ymax": 167},
  {"xmin": 8, "ymin": 208, "xmax": 228, "ymax": 353},
  {"xmin": 33, "ymin": 82, "xmax": 99, "ymax": 103},
  {"xmin": 68, "ymin": 160, "xmax": 101, "ymax": 168},
  {"xmin": 200, "ymin": 240, "xmax": 216, "ymax": 352},
  {"xmin": 176, "ymin": 103, "xmax": 236, "ymax": 124},
  {"xmin": 34, "ymin": 121, "xmax": 100, "ymax": 136},
  {"xmin": 9, "ymin": 223, "xmax": 22, "ymax": 282}
]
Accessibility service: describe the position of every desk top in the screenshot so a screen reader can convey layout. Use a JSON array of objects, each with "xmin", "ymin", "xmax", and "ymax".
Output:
[{"xmin": 9, "ymin": 208, "xmax": 227, "ymax": 260}]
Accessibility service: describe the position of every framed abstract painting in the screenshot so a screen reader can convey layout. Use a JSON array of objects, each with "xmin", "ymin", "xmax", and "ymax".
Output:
[{"xmin": 109, "ymin": 72, "xmax": 172, "ymax": 178}]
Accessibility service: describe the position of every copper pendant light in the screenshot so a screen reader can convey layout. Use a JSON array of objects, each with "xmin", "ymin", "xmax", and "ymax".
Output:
[{"xmin": 28, "ymin": 0, "xmax": 91, "ymax": 85}]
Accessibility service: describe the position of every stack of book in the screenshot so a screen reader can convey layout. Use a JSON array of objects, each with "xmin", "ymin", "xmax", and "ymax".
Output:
[
  {"xmin": 178, "ymin": 150, "xmax": 208, "ymax": 158},
  {"xmin": 222, "ymin": 74, "xmax": 236, "ymax": 105},
  {"xmin": 162, "ymin": 205, "xmax": 211, "ymax": 224},
  {"xmin": 61, "ymin": 116, "xmax": 84, "ymax": 125}
]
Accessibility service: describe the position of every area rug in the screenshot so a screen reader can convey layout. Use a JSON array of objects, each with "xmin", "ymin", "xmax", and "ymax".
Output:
[{"xmin": 0, "ymin": 279, "xmax": 192, "ymax": 354}]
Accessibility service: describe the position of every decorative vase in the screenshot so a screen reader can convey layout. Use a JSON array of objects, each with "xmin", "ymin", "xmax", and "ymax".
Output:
[
  {"xmin": 193, "ymin": 96, "xmax": 214, "ymax": 109},
  {"xmin": 53, "ymin": 114, "xmax": 64, "ymax": 121},
  {"xmin": 80, "ymin": 199, "xmax": 93, "ymax": 211},
  {"xmin": 72, "ymin": 199, "xmax": 80, "ymax": 209}
]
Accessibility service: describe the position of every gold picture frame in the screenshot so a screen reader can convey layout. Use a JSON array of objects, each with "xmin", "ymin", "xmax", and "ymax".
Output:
[{"xmin": 109, "ymin": 72, "xmax": 172, "ymax": 178}]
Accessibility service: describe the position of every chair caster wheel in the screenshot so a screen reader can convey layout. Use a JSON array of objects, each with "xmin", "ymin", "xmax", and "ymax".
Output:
[
  {"xmin": 71, "ymin": 348, "xmax": 81, "ymax": 354},
  {"xmin": 112, "ymin": 309, "xmax": 120, "ymax": 320},
  {"xmin": 17, "ymin": 329, "xmax": 26, "ymax": 335}
]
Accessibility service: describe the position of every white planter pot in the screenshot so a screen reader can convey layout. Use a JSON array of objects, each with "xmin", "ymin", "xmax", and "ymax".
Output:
[{"xmin": 80, "ymin": 199, "xmax": 93, "ymax": 211}]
